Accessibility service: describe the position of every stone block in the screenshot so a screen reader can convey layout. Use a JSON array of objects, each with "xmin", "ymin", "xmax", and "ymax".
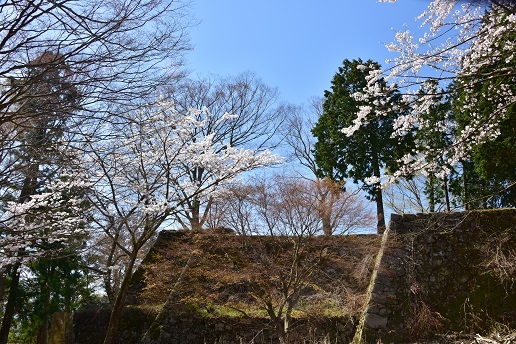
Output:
[{"xmin": 364, "ymin": 313, "xmax": 388, "ymax": 329}]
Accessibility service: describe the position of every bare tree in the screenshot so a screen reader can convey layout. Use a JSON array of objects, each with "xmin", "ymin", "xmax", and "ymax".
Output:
[
  {"xmin": 383, "ymin": 175, "xmax": 429, "ymax": 215},
  {"xmin": 162, "ymin": 73, "xmax": 286, "ymax": 230},
  {"xmin": 225, "ymin": 174, "xmax": 370, "ymax": 343},
  {"xmin": 204, "ymin": 184, "xmax": 257, "ymax": 236},
  {"xmin": 208, "ymin": 172, "xmax": 373, "ymax": 238},
  {"xmin": 283, "ymin": 106, "xmax": 374, "ymax": 235},
  {"xmin": 250, "ymin": 174, "xmax": 373, "ymax": 237},
  {"xmin": 282, "ymin": 99, "xmax": 322, "ymax": 175},
  {"xmin": 0, "ymin": 0, "xmax": 190, "ymax": 123},
  {"xmin": 248, "ymin": 235, "xmax": 322, "ymax": 344}
]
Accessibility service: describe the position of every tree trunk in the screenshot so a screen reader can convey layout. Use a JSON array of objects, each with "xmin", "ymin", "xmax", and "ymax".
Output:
[
  {"xmin": 443, "ymin": 176, "xmax": 450, "ymax": 212},
  {"xmin": 0, "ymin": 265, "xmax": 21, "ymax": 344},
  {"xmin": 428, "ymin": 174, "xmax": 435, "ymax": 212},
  {"xmin": 371, "ymin": 150, "xmax": 385, "ymax": 234},
  {"xmin": 37, "ymin": 276, "xmax": 51, "ymax": 344},
  {"xmin": 190, "ymin": 197, "xmax": 202, "ymax": 231},
  {"xmin": 276, "ymin": 319, "xmax": 287, "ymax": 344},
  {"xmin": 316, "ymin": 178, "xmax": 333, "ymax": 235},
  {"xmin": 49, "ymin": 312, "xmax": 73, "ymax": 344},
  {"xmin": 375, "ymin": 188, "xmax": 386, "ymax": 234},
  {"xmin": 0, "ymin": 266, "xmax": 10, "ymax": 308},
  {"xmin": 188, "ymin": 167, "xmax": 206, "ymax": 232},
  {"xmin": 282, "ymin": 312, "xmax": 292, "ymax": 344},
  {"xmin": 104, "ymin": 228, "xmax": 121, "ymax": 306},
  {"xmin": 321, "ymin": 214, "xmax": 332, "ymax": 236},
  {"xmin": 102, "ymin": 257, "xmax": 136, "ymax": 344},
  {"xmin": 481, "ymin": 179, "xmax": 488, "ymax": 209},
  {"xmin": 462, "ymin": 167, "xmax": 469, "ymax": 210},
  {"xmin": 37, "ymin": 322, "xmax": 49, "ymax": 344}
]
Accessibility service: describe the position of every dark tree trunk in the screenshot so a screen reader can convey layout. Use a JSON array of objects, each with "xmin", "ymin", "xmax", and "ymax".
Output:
[
  {"xmin": 188, "ymin": 167, "xmax": 207, "ymax": 232},
  {"xmin": 375, "ymin": 188, "xmax": 386, "ymax": 234},
  {"xmin": 462, "ymin": 167, "xmax": 469, "ymax": 210},
  {"xmin": 37, "ymin": 322, "xmax": 48, "ymax": 344},
  {"xmin": 104, "ymin": 231, "xmax": 121, "ymax": 306},
  {"xmin": 429, "ymin": 174, "xmax": 435, "ymax": 212},
  {"xmin": 37, "ymin": 273, "xmax": 51, "ymax": 344},
  {"xmin": 102, "ymin": 258, "xmax": 136, "ymax": 344},
  {"xmin": 0, "ymin": 266, "xmax": 9, "ymax": 307},
  {"xmin": 190, "ymin": 197, "xmax": 202, "ymax": 231},
  {"xmin": 0, "ymin": 265, "xmax": 20, "ymax": 344},
  {"xmin": 371, "ymin": 148, "xmax": 385, "ymax": 234},
  {"xmin": 444, "ymin": 176, "xmax": 450, "ymax": 212}
]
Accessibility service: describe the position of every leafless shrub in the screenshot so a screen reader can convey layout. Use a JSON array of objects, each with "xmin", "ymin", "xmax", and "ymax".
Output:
[
  {"xmin": 353, "ymin": 254, "xmax": 375, "ymax": 288},
  {"xmin": 479, "ymin": 231, "xmax": 516, "ymax": 286},
  {"xmin": 407, "ymin": 283, "xmax": 444, "ymax": 339}
]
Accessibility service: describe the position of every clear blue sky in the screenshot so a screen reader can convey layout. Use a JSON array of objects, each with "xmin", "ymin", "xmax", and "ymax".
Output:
[{"xmin": 186, "ymin": 0, "xmax": 430, "ymax": 105}]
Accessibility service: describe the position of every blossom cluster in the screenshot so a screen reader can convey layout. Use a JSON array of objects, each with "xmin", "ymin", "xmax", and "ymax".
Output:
[
  {"xmin": 87, "ymin": 99, "xmax": 282, "ymax": 242},
  {"xmin": 0, "ymin": 174, "xmax": 91, "ymax": 268},
  {"xmin": 357, "ymin": 1, "xmax": 515, "ymax": 186}
]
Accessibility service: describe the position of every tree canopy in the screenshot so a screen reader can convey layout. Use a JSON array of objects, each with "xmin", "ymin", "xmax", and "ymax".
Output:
[
  {"xmin": 312, "ymin": 59, "xmax": 413, "ymax": 233},
  {"xmin": 355, "ymin": 1, "xmax": 515, "ymax": 188}
]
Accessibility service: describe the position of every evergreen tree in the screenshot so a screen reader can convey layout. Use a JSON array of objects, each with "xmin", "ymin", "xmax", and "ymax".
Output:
[
  {"xmin": 0, "ymin": 51, "xmax": 87, "ymax": 344},
  {"xmin": 414, "ymin": 80, "xmax": 455, "ymax": 212},
  {"xmin": 312, "ymin": 59, "xmax": 413, "ymax": 233},
  {"xmin": 14, "ymin": 245, "xmax": 93, "ymax": 344},
  {"xmin": 451, "ymin": 104, "xmax": 515, "ymax": 208}
]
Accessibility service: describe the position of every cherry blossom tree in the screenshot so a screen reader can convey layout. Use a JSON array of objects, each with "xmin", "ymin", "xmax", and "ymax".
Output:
[
  {"xmin": 0, "ymin": 174, "xmax": 90, "ymax": 268},
  {"xmin": 0, "ymin": 172, "xmax": 91, "ymax": 343},
  {"xmin": 354, "ymin": 1, "xmax": 515, "ymax": 191},
  {"xmin": 0, "ymin": 50, "xmax": 92, "ymax": 343},
  {"xmin": 161, "ymin": 73, "xmax": 285, "ymax": 230},
  {"xmin": 85, "ymin": 99, "xmax": 280, "ymax": 344}
]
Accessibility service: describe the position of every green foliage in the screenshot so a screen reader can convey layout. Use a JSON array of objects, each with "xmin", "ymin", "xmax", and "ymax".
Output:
[
  {"xmin": 7, "ymin": 244, "xmax": 95, "ymax": 342},
  {"xmin": 312, "ymin": 58, "xmax": 413, "ymax": 200},
  {"xmin": 413, "ymin": 80, "xmax": 456, "ymax": 211},
  {"xmin": 0, "ymin": 50, "xmax": 91, "ymax": 343},
  {"xmin": 451, "ymin": 26, "xmax": 516, "ymax": 208}
]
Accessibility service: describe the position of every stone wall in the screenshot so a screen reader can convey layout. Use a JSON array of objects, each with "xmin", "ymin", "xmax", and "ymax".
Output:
[
  {"xmin": 73, "ymin": 209, "xmax": 515, "ymax": 343},
  {"xmin": 74, "ymin": 307, "xmax": 355, "ymax": 344},
  {"xmin": 358, "ymin": 209, "xmax": 516, "ymax": 343}
]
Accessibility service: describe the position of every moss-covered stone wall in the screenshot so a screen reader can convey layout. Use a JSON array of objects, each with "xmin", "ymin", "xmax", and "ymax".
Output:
[
  {"xmin": 74, "ymin": 210, "xmax": 515, "ymax": 343},
  {"xmin": 360, "ymin": 209, "xmax": 516, "ymax": 343}
]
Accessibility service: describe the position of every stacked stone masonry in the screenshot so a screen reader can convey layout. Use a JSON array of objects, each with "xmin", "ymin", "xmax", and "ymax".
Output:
[
  {"xmin": 361, "ymin": 209, "xmax": 516, "ymax": 343},
  {"xmin": 72, "ymin": 209, "xmax": 515, "ymax": 343}
]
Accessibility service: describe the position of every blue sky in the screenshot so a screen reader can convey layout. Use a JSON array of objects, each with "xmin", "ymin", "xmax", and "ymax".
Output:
[{"xmin": 186, "ymin": 0, "xmax": 430, "ymax": 105}]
